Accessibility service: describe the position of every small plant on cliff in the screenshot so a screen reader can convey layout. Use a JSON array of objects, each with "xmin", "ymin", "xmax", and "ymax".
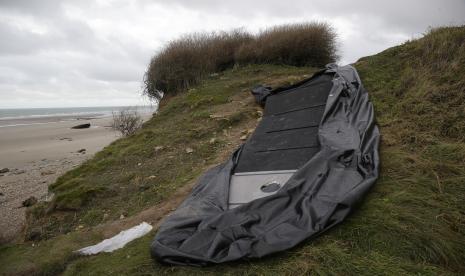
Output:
[{"xmin": 111, "ymin": 109, "xmax": 143, "ymax": 136}]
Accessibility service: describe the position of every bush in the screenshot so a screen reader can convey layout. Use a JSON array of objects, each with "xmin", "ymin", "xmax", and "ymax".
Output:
[
  {"xmin": 144, "ymin": 30, "xmax": 252, "ymax": 100},
  {"xmin": 235, "ymin": 22, "xmax": 338, "ymax": 67},
  {"xmin": 111, "ymin": 109, "xmax": 143, "ymax": 136},
  {"xmin": 143, "ymin": 22, "xmax": 338, "ymax": 100}
]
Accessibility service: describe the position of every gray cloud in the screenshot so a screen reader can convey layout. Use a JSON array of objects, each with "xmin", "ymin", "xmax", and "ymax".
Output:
[
  {"xmin": 156, "ymin": 0, "xmax": 465, "ymax": 31},
  {"xmin": 0, "ymin": 0, "xmax": 464, "ymax": 108}
]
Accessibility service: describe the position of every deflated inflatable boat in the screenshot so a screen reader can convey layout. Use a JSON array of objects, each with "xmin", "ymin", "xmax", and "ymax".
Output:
[{"xmin": 151, "ymin": 64, "xmax": 380, "ymax": 266}]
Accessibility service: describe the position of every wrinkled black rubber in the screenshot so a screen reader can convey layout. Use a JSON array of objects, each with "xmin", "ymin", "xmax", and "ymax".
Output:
[
  {"xmin": 251, "ymin": 85, "xmax": 272, "ymax": 107},
  {"xmin": 151, "ymin": 64, "xmax": 380, "ymax": 266}
]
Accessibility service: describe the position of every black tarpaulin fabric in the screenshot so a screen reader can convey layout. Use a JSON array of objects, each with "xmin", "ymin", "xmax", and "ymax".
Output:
[{"xmin": 150, "ymin": 64, "xmax": 380, "ymax": 266}]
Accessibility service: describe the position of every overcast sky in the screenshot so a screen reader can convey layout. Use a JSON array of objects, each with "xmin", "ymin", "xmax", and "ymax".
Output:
[{"xmin": 0, "ymin": 0, "xmax": 464, "ymax": 108}]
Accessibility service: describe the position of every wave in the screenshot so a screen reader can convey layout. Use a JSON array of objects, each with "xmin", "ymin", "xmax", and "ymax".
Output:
[{"xmin": 0, "ymin": 106, "xmax": 155, "ymax": 121}]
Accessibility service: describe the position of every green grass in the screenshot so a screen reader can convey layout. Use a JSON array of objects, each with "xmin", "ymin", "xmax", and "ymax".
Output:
[
  {"xmin": 0, "ymin": 231, "xmax": 104, "ymax": 275},
  {"xmin": 1, "ymin": 26, "xmax": 465, "ymax": 275}
]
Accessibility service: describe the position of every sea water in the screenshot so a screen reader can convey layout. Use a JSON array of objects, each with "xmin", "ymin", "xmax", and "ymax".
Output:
[{"xmin": 0, "ymin": 106, "xmax": 156, "ymax": 128}]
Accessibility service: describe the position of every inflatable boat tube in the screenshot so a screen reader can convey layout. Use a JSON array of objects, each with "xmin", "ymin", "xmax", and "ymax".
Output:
[{"xmin": 151, "ymin": 64, "xmax": 380, "ymax": 266}]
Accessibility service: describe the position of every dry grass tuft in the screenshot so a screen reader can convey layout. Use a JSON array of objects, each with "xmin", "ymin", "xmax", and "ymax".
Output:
[
  {"xmin": 144, "ymin": 29, "xmax": 252, "ymax": 100},
  {"xmin": 235, "ymin": 22, "xmax": 338, "ymax": 67},
  {"xmin": 143, "ymin": 22, "xmax": 337, "ymax": 100}
]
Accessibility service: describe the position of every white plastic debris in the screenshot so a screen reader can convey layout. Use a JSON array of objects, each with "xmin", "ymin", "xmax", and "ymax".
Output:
[{"xmin": 77, "ymin": 222, "xmax": 153, "ymax": 255}]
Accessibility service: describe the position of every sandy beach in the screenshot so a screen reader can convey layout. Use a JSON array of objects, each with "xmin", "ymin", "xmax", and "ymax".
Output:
[{"xmin": 0, "ymin": 116, "xmax": 133, "ymax": 243}]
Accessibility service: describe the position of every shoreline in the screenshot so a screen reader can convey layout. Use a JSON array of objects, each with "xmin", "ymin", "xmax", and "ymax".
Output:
[
  {"xmin": 0, "ymin": 114, "xmax": 104, "ymax": 128},
  {"xmin": 0, "ymin": 114, "xmax": 151, "ymax": 243}
]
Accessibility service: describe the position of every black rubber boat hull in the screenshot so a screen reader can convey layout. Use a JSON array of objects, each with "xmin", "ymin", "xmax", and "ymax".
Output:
[{"xmin": 150, "ymin": 64, "xmax": 380, "ymax": 266}]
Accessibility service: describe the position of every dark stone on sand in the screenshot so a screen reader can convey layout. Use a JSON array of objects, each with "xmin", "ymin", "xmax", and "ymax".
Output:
[
  {"xmin": 71, "ymin": 123, "xmax": 91, "ymax": 129},
  {"xmin": 77, "ymin": 148, "xmax": 86, "ymax": 153},
  {"xmin": 0, "ymin": 168, "xmax": 9, "ymax": 173},
  {"xmin": 22, "ymin": 196, "xmax": 38, "ymax": 207},
  {"xmin": 40, "ymin": 170, "xmax": 55, "ymax": 176},
  {"xmin": 13, "ymin": 169, "xmax": 26, "ymax": 175}
]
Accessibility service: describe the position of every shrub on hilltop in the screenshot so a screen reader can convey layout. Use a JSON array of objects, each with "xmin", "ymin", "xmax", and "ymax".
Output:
[{"xmin": 143, "ymin": 22, "xmax": 337, "ymax": 100}]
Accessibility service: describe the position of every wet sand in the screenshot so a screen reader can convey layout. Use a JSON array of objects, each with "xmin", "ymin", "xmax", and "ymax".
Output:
[{"xmin": 0, "ymin": 117, "xmax": 123, "ymax": 243}]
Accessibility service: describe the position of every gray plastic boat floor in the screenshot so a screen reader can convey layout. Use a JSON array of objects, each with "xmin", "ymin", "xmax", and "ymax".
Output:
[{"xmin": 228, "ymin": 170, "xmax": 296, "ymax": 209}]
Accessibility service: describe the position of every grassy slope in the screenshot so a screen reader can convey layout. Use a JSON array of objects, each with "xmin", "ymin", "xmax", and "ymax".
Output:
[{"xmin": 1, "ymin": 27, "xmax": 464, "ymax": 275}]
